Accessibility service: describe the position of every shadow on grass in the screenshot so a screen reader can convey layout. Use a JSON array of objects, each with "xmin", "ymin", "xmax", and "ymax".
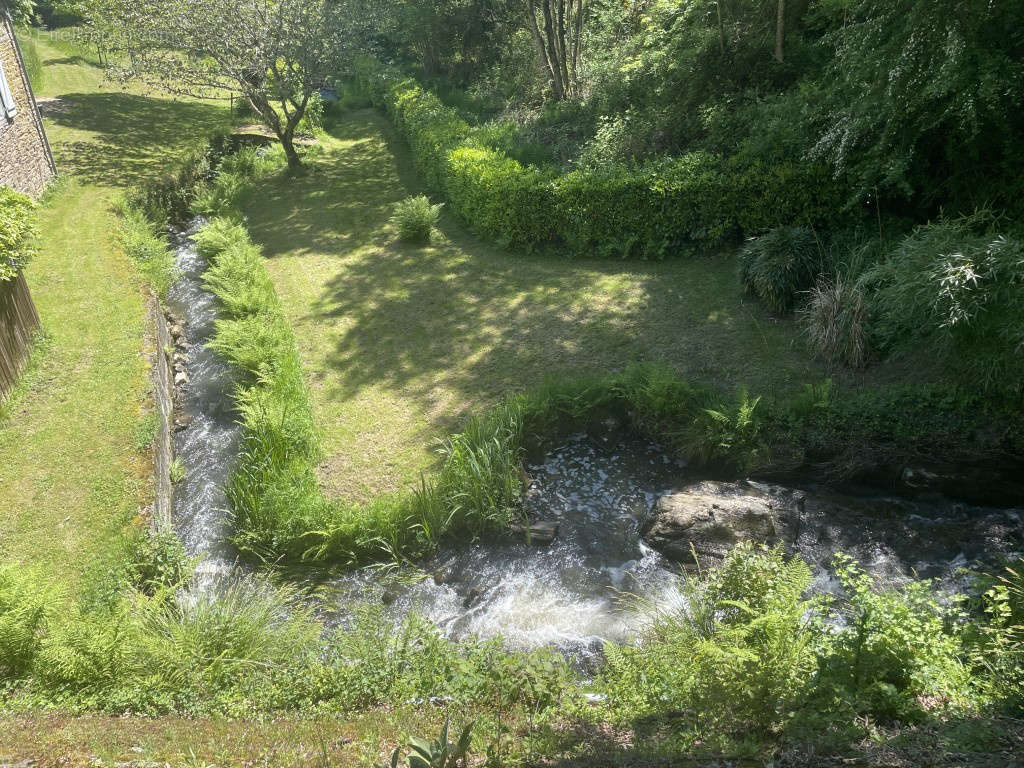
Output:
[
  {"xmin": 242, "ymin": 110, "xmax": 820, "ymax": 449},
  {"xmin": 43, "ymin": 55, "xmax": 102, "ymax": 68},
  {"xmin": 44, "ymin": 91, "xmax": 228, "ymax": 186},
  {"xmin": 522, "ymin": 707, "xmax": 1024, "ymax": 768}
]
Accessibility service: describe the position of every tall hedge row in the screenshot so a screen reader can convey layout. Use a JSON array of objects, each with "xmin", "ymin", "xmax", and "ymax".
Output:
[{"xmin": 354, "ymin": 58, "xmax": 845, "ymax": 257}]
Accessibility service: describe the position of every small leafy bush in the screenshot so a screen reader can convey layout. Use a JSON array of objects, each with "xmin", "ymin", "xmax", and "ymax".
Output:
[
  {"xmin": 820, "ymin": 555, "xmax": 970, "ymax": 721},
  {"xmin": 390, "ymin": 195, "xmax": 443, "ymax": 244},
  {"xmin": 739, "ymin": 225, "xmax": 821, "ymax": 314},
  {"xmin": 0, "ymin": 186, "xmax": 37, "ymax": 281},
  {"xmin": 596, "ymin": 544, "xmax": 821, "ymax": 732},
  {"xmin": 121, "ymin": 529, "xmax": 191, "ymax": 596}
]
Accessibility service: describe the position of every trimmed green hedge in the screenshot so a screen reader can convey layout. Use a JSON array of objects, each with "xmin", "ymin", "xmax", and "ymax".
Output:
[
  {"xmin": 0, "ymin": 186, "xmax": 37, "ymax": 281},
  {"xmin": 354, "ymin": 58, "xmax": 845, "ymax": 257}
]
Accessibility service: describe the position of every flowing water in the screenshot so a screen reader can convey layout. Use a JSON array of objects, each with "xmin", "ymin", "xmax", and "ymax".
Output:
[
  {"xmin": 318, "ymin": 436, "xmax": 687, "ymax": 661},
  {"xmin": 167, "ymin": 220, "xmax": 242, "ymax": 587},
  {"xmin": 165, "ymin": 224, "xmax": 1024, "ymax": 660}
]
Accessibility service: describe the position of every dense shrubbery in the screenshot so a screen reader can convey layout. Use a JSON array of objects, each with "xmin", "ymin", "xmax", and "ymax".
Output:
[
  {"xmin": 862, "ymin": 215, "xmax": 1024, "ymax": 393},
  {"xmin": 740, "ymin": 214, "xmax": 1024, "ymax": 394},
  {"xmin": 592, "ymin": 544, "xmax": 1006, "ymax": 743},
  {"xmin": 354, "ymin": 57, "xmax": 845, "ymax": 257},
  {"xmin": 0, "ymin": 186, "xmax": 37, "ymax": 281}
]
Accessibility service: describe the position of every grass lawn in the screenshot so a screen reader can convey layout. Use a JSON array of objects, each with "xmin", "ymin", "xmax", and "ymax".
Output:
[
  {"xmin": 0, "ymin": 709, "xmax": 445, "ymax": 768},
  {"xmin": 0, "ymin": 31, "xmax": 228, "ymax": 589},
  {"xmin": 242, "ymin": 109, "xmax": 827, "ymax": 501}
]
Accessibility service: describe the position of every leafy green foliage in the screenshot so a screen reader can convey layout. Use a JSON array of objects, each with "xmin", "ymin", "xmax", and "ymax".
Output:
[
  {"xmin": 125, "ymin": 132, "xmax": 235, "ymax": 225},
  {"xmin": 121, "ymin": 529, "xmax": 191, "ymax": 597},
  {"xmin": 811, "ymin": 0, "xmax": 1024, "ymax": 209},
  {"xmin": 193, "ymin": 146, "xmax": 280, "ymax": 217},
  {"xmin": 0, "ymin": 186, "xmax": 37, "ymax": 282},
  {"xmin": 390, "ymin": 194, "xmax": 442, "ymax": 244},
  {"xmin": 739, "ymin": 225, "xmax": 821, "ymax": 314},
  {"xmin": 820, "ymin": 555, "xmax": 970, "ymax": 721},
  {"xmin": 595, "ymin": 544, "xmax": 822, "ymax": 732},
  {"xmin": 384, "ymin": 719, "xmax": 473, "ymax": 768},
  {"xmin": 0, "ymin": 565, "xmax": 53, "ymax": 682},
  {"xmin": 115, "ymin": 201, "xmax": 177, "ymax": 298},
  {"xmin": 592, "ymin": 543, "xmax": 983, "ymax": 739},
  {"xmin": 354, "ymin": 57, "xmax": 844, "ymax": 256},
  {"xmin": 862, "ymin": 214, "xmax": 1024, "ymax": 392}
]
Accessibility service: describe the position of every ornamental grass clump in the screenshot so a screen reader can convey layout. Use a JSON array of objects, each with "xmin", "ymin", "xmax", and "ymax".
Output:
[
  {"xmin": 800, "ymin": 276, "xmax": 869, "ymax": 368},
  {"xmin": 739, "ymin": 225, "xmax": 821, "ymax": 314},
  {"xmin": 390, "ymin": 195, "xmax": 443, "ymax": 244}
]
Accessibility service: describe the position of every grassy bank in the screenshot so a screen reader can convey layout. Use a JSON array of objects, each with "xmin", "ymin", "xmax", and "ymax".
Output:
[
  {"xmin": 0, "ymin": 33, "xmax": 227, "ymax": 590},
  {"xmin": 200, "ymin": 197, "xmax": 1023, "ymax": 564},
  {"xmin": 241, "ymin": 108, "xmax": 829, "ymax": 501}
]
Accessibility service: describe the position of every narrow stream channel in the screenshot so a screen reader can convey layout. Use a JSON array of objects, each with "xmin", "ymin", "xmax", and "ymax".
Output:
[
  {"xmin": 166, "ymin": 219, "xmax": 242, "ymax": 587},
  {"xmin": 165, "ymin": 223, "xmax": 1024, "ymax": 662}
]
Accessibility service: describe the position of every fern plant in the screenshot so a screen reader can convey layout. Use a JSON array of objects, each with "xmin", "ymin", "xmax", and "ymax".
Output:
[
  {"xmin": 390, "ymin": 195, "xmax": 443, "ymax": 244},
  {"xmin": 685, "ymin": 392, "xmax": 763, "ymax": 471}
]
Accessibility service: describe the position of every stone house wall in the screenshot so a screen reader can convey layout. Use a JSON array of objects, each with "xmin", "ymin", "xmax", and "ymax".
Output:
[
  {"xmin": 0, "ymin": 13, "xmax": 56, "ymax": 197},
  {"xmin": 0, "ymin": 12, "xmax": 53, "ymax": 398}
]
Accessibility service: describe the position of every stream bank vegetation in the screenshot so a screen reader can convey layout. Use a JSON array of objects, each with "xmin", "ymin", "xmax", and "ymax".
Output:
[
  {"xmin": 7, "ymin": 3, "xmax": 1024, "ymax": 760},
  {"xmin": 2, "ymin": 538, "xmax": 1023, "ymax": 764},
  {"xmin": 179, "ymin": 153, "xmax": 1024, "ymax": 568}
]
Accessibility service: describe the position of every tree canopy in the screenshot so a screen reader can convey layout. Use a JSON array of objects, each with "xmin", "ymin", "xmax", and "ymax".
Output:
[{"xmin": 86, "ymin": 0, "xmax": 375, "ymax": 166}]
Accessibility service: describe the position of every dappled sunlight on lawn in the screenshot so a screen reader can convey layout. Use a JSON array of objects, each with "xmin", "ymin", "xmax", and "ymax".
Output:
[
  {"xmin": 44, "ymin": 92, "xmax": 229, "ymax": 186},
  {"xmin": 243, "ymin": 110, "xmax": 821, "ymax": 500}
]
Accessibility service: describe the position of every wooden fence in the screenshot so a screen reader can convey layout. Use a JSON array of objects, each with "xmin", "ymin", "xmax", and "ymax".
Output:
[{"xmin": 0, "ymin": 271, "xmax": 40, "ymax": 397}]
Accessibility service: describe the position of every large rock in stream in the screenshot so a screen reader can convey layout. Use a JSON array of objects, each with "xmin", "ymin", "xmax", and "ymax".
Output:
[{"xmin": 640, "ymin": 480, "xmax": 802, "ymax": 564}]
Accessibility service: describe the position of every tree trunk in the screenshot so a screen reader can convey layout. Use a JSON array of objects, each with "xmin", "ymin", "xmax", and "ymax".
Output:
[
  {"xmin": 716, "ymin": 0, "xmax": 726, "ymax": 55},
  {"xmin": 281, "ymin": 133, "xmax": 301, "ymax": 168},
  {"xmin": 249, "ymin": 92, "xmax": 302, "ymax": 168},
  {"xmin": 526, "ymin": 0, "xmax": 562, "ymax": 99},
  {"xmin": 774, "ymin": 0, "xmax": 785, "ymax": 62},
  {"xmin": 527, "ymin": 0, "xmax": 587, "ymax": 100}
]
